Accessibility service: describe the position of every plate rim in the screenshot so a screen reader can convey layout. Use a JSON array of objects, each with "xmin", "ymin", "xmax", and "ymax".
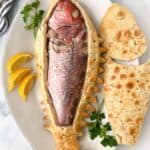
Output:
[{"xmin": 0, "ymin": 0, "xmax": 36, "ymax": 149}]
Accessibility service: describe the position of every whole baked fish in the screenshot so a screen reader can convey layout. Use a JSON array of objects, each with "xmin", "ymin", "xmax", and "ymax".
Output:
[
  {"xmin": 35, "ymin": 0, "xmax": 100, "ymax": 149},
  {"xmin": 47, "ymin": 0, "xmax": 87, "ymax": 126}
]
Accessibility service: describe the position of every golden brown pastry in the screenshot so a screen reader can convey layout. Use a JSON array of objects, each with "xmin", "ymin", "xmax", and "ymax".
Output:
[
  {"xmin": 104, "ymin": 58, "xmax": 150, "ymax": 145},
  {"xmin": 100, "ymin": 3, "xmax": 147, "ymax": 61},
  {"xmin": 99, "ymin": 2, "xmax": 150, "ymax": 146},
  {"xmin": 35, "ymin": 0, "xmax": 102, "ymax": 149}
]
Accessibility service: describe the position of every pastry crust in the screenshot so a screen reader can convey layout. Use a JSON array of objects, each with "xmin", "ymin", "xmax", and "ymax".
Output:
[
  {"xmin": 35, "ymin": 0, "xmax": 100, "ymax": 149},
  {"xmin": 104, "ymin": 58, "xmax": 150, "ymax": 145},
  {"xmin": 99, "ymin": 3, "xmax": 147, "ymax": 61}
]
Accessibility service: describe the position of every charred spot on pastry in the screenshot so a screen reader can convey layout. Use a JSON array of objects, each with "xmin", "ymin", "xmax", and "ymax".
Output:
[
  {"xmin": 123, "ymin": 50, "xmax": 127, "ymax": 54},
  {"xmin": 111, "ymin": 75, "xmax": 116, "ymax": 80},
  {"xmin": 120, "ymin": 74, "xmax": 127, "ymax": 79},
  {"xmin": 128, "ymin": 127, "xmax": 136, "ymax": 136},
  {"xmin": 124, "ymin": 30, "xmax": 131, "ymax": 39},
  {"xmin": 134, "ymin": 29, "xmax": 142, "ymax": 37},
  {"xmin": 104, "ymin": 85, "xmax": 110, "ymax": 92},
  {"xmin": 129, "ymin": 73, "xmax": 135, "ymax": 78},
  {"xmin": 126, "ymin": 117, "xmax": 132, "ymax": 122},
  {"xmin": 132, "ymin": 92, "xmax": 136, "ymax": 98},
  {"xmin": 135, "ymin": 117, "xmax": 143, "ymax": 124},
  {"xmin": 133, "ymin": 98, "xmax": 140, "ymax": 105},
  {"xmin": 116, "ymin": 84, "xmax": 122, "ymax": 89},
  {"xmin": 99, "ymin": 47, "xmax": 107, "ymax": 53},
  {"xmin": 108, "ymin": 113, "xmax": 113, "ymax": 118},
  {"xmin": 134, "ymin": 100, "xmax": 140, "ymax": 105},
  {"xmin": 126, "ymin": 81, "xmax": 135, "ymax": 89},
  {"xmin": 139, "ymin": 82, "xmax": 145, "ymax": 88},
  {"xmin": 47, "ymin": 0, "xmax": 87, "ymax": 126},
  {"xmin": 116, "ymin": 10, "xmax": 126, "ymax": 20},
  {"xmin": 114, "ymin": 66, "xmax": 120, "ymax": 73},
  {"xmin": 115, "ymin": 31, "xmax": 121, "ymax": 41}
]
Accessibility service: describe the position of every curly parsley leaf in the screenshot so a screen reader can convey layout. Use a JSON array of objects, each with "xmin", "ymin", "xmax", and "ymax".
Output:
[
  {"xmin": 21, "ymin": 0, "xmax": 45, "ymax": 38},
  {"xmin": 88, "ymin": 121, "xmax": 100, "ymax": 139},
  {"xmin": 101, "ymin": 135, "xmax": 118, "ymax": 147},
  {"xmin": 88, "ymin": 100, "xmax": 118, "ymax": 147}
]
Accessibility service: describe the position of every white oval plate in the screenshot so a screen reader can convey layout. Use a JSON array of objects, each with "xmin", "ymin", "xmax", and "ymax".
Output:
[{"xmin": 1, "ymin": 0, "xmax": 150, "ymax": 150}]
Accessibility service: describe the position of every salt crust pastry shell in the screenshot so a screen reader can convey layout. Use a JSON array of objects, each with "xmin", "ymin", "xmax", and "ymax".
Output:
[
  {"xmin": 35, "ymin": 0, "xmax": 100, "ymax": 149},
  {"xmin": 104, "ymin": 58, "xmax": 150, "ymax": 145},
  {"xmin": 99, "ymin": 3, "xmax": 147, "ymax": 61}
]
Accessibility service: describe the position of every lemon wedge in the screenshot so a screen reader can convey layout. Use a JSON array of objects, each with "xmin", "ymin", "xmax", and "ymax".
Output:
[
  {"xmin": 8, "ymin": 68, "xmax": 32, "ymax": 91},
  {"xmin": 6, "ymin": 52, "xmax": 33, "ymax": 73},
  {"xmin": 18, "ymin": 73, "xmax": 37, "ymax": 101}
]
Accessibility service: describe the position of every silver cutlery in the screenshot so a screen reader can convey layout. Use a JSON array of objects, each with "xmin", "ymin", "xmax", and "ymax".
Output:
[{"xmin": 0, "ymin": 0, "xmax": 15, "ymax": 35}]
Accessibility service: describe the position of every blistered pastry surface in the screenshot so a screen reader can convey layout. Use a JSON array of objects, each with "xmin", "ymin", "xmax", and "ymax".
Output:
[
  {"xmin": 104, "ymin": 59, "xmax": 150, "ymax": 144},
  {"xmin": 100, "ymin": 3, "xmax": 147, "ymax": 61}
]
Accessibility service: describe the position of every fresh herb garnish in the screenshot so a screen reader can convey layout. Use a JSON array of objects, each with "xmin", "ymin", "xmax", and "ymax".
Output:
[
  {"xmin": 21, "ymin": 0, "xmax": 45, "ymax": 38},
  {"xmin": 88, "ymin": 99, "xmax": 118, "ymax": 147}
]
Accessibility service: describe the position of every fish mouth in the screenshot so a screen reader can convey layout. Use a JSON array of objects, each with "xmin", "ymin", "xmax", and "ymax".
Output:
[{"xmin": 46, "ymin": 0, "xmax": 88, "ymax": 126}]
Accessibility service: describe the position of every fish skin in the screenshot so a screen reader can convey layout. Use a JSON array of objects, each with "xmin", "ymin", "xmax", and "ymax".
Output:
[{"xmin": 47, "ymin": 0, "xmax": 87, "ymax": 125}]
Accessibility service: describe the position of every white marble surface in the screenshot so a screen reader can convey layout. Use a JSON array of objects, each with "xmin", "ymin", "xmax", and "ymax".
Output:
[
  {"xmin": 0, "ymin": 0, "xmax": 32, "ymax": 150},
  {"xmin": 0, "ymin": 61, "xmax": 32, "ymax": 150},
  {"xmin": 0, "ymin": 0, "xmax": 150, "ymax": 150}
]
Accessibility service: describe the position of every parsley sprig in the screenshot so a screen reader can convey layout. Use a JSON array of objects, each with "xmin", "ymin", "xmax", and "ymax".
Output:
[
  {"xmin": 88, "ymin": 99, "xmax": 118, "ymax": 147},
  {"xmin": 21, "ymin": 0, "xmax": 45, "ymax": 38}
]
